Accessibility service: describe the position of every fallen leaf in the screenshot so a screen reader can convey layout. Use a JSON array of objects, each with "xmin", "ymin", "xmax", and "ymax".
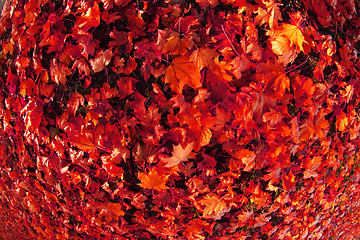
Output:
[
  {"xmin": 190, "ymin": 47, "xmax": 218, "ymax": 70},
  {"xmin": 255, "ymin": 0, "xmax": 282, "ymax": 29},
  {"xmin": 89, "ymin": 49, "xmax": 113, "ymax": 73},
  {"xmin": 276, "ymin": 23, "xmax": 307, "ymax": 52},
  {"xmin": 138, "ymin": 167, "xmax": 169, "ymax": 191},
  {"xmin": 162, "ymin": 142, "xmax": 195, "ymax": 167},
  {"xmin": 199, "ymin": 193, "xmax": 230, "ymax": 220},
  {"xmin": 163, "ymin": 31, "xmax": 190, "ymax": 55},
  {"xmin": 165, "ymin": 55, "xmax": 201, "ymax": 93}
]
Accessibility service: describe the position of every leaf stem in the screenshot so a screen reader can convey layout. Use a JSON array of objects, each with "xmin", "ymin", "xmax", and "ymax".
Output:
[
  {"xmin": 221, "ymin": 25, "xmax": 241, "ymax": 57},
  {"xmin": 285, "ymin": 57, "xmax": 308, "ymax": 74},
  {"xmin": 96, "ymin": 145, "xmax": 111, "ymax": 153}
]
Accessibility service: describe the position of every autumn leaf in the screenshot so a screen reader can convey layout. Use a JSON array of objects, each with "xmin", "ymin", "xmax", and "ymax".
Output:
[
  {"xmin": 74, "ymin": 2, "xmax": 101, "ymax": 32},
  {"xmin": 281, "ymin": 169, "xmax": 296, "ymax": 192},
  {"xmin": 107, "ymin": 202, "xmax": 125, "ymax": 216},
  {"xmin": 165, "ymin": 55, "xmax": 201, "ymax": 93},
  {"xmin": 50, "ymin": 59, "xmax": 72, "ymax": 85},
  {"xmin": 233, "ymin": 148, "xmax": 256, "ymax": 172},
  {"xmin": 162, "ymin": 142, "xmax": 195, "ymax": 167},
  {"xmin": 196, "ymin": 0, "xmax": 219, "ymax": 8},
  {"xmin": 184, "ymin": 219, "xmax": 212, "ymax": 238},
  {"xmin": 67, "ymin": 92, "xmax": 84, "ymax": 116},
  {"xmin": 89, "ymin": 49, "xmax": 113, "ymax": 73},
  {"xmin": 72, "ymin": 58, "xmax": 90, "ymax": 76},
  {"xmin": 268, "ymin": 34, "xmax": 297, "ymax": 65},
  {"xmin": 314, "ymin": 109, "xmax": 329, "ymax": 138},
  {"xmin": 262, "ymin": 108, "xmax": 283, "ymax": 127},
  {"xmin": 102, "ymin": 162, "xmax": 124, "ymax": 179},
  {"xmin": 303, "ymin": 156, "xmax": 322, "ymax": 179},
  {"xmin": 263, "ymin": 165, "xmax": 281, "ymax": 191},
  {"xmin": 68, "ymin": 132, "xmax": 97, "ymax": 153},
  {"xmin": 257, "ymin": 61, "xmax": 290, "ymax": 96},
  {"xmin": 255, "ymin": 0, "xmax": 283, "ymax": 29},
  {"xmin": 24, "ymin": 0, "xmax": 40, "ymax": 26},
  {"xmin": 199, "ymin": 193, "xmax": 230, "ymax": 220},
  {"xmin": 199, "ymin": 127, "xmax": 212, "ymax": 147},
  {"xmin": 138, "ymin": 167, "xmax": 169, "ymax": 191},
  {"xmin": 336, "ymin": 110, "xmax": 348, "ymax": 132},
  {"xmin": 299, "ymin": 120, "xmax": 315, "ymax": 142},
  {"xmin": 19, "ymin": 78, "xmax": 36, "ymax": 97},
  {"xmin": 109, "ymin": 30, "xmax": 129, "ymax": 47},
  {"xmin": 190, "ymin": 47, "xmax": 218, "ymax": 70},
  {"xmin": 275, "ymin": 23, "xmax": 307, "ymax": 52},
  {"xmin": 249, "ymin": 183, "xmax": 271, "ymax": 208},
  {"xmin": 112, "ymin": 56, "xmax": 137, "ymax": 74},
  {"xmin": 163, "ymin": 31, "xmax": 190, "ymax": 55}
]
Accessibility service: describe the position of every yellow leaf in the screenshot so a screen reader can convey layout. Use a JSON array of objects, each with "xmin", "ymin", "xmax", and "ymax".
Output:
[
  {"xmin": 276, "ymin": 23, "xmax": 307, "ymax": 52},
  {"xmin": 199, "ymin": 127, "xmax": 212, "ymax": 147},
  {"xmin": 268, "ymin": 34, "xmax": 297, "ymax": 65}
]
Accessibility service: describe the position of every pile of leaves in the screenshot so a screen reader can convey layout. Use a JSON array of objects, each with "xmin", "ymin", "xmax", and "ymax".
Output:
[{"xmin": 0, "ymin": 0, "xmax": 360, "ymax": 239}]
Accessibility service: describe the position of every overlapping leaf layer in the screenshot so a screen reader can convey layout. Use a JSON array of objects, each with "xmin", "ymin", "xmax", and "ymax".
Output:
[{"xmin": 0, "ymin": 0, "xmax": 360, "ymax": 239}]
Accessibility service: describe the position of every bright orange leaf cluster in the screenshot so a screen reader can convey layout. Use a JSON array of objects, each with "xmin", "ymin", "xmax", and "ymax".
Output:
[{"xmin": 0, "ymin": 0, "xmax": 360, "ymax": 239}]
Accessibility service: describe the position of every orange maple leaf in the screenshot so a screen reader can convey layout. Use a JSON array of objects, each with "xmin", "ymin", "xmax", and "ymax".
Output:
[
  {"xmin": 303, "ymin": 156, "xmax": 322, "ymax": 179},
  {"xmin": 268, "ymin": 34, "xmax": 297, "ymax": 65},
  {"xmin": 314, "ymin": 109, "xmax": 329, "ymax": 138},
  {"xmin": 190, "ymin": 47, "xmax": 218, "ymax": 70},
  {"xmin": 163, "ymin": 31, "xmax": 190, "ymax": 55},
  {"xmin": 276, "ymin": 23, "xmax": 307, "ymax": 52},
  {"xmin": 107, "ymin": 202, "xmax": 125, "ymax": 216},
  {"xmin": 138, "ymin": 167, "xmax": 169, "ymax": 191},
  {"xmin": 257, "ymin": 62, "xmax": 290, "ymax": 97},
  {"xmin": 255, "ymin": 0, "xmax": 283, "ymax": 29},
  {"xmin": 336, "ymin": 110, "xmax": 348, "ymax": 132},
  {"xmin": 162, "ymin": 142, "xmax": 195, "ymax": 167},
  {"xmin": 281, "ymin": 169, "xmax": 296, "ymax": 192},
  {"xmin": 69, "ymin": 135, "xmax": 97, "ymax": 152},
  {"xmin": 198, "ymin": 193, "xmax": 230, "ymax": 220},
  {"xmin": 68, "ymin": 130, "xmax": 98, "ymax": 153},
  {"xmin": 299, "ymin": 120, "xmax": 315, "ymax": 142},
  {"xmin": 24, "ymin": 0, "xmax": 40, "ymax": 26},
  {"xmin": 165, "ymin": 55, "xmax": 201, "ymax": 93},
  {"xmin": 234, "ymin": 148, "xmax": 256, "ymax": 172}
]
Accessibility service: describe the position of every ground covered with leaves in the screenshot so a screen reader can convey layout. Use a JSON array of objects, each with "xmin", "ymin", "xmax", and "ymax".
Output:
[{"xmin": 0, "ymin": 0, "xmax": 360, "ymax": 239}]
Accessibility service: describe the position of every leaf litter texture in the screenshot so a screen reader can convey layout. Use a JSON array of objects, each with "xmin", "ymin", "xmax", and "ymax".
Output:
[{"xmin": 0, "ymin": 0, "xmax": 360, "ymax": 239}]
